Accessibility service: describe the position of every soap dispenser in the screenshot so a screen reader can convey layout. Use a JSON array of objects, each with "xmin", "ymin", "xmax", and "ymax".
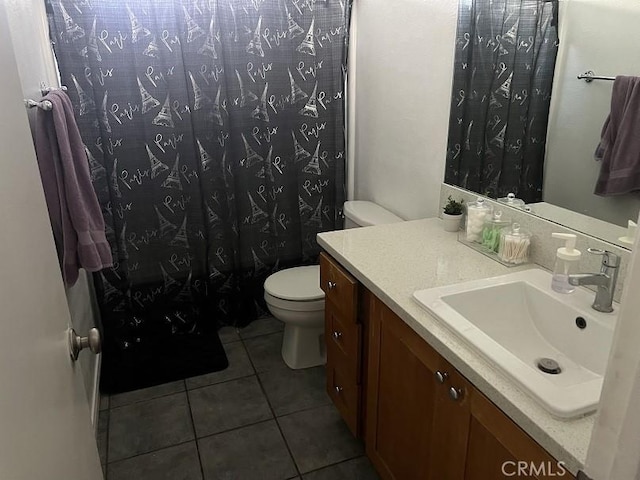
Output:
[{"xmin": 551, "ymin": 233, "xmax": 581, "ymax": 293}]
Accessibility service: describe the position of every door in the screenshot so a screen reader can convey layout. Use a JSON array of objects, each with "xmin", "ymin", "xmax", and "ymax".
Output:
[{"xmin": 0, "ymin": 5, "xmax": 103, "ymax": 479}]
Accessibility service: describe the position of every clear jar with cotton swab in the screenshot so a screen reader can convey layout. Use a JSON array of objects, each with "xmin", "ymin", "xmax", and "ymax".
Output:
[{"xmin": 498, "ymin": 223, "xmax": 531, "ymax": 265}]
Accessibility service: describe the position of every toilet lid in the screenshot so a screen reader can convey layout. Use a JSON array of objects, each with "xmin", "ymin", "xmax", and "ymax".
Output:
[{"xmin": 264, "ymin": 265, "xmax": 324, "ymax": 301}]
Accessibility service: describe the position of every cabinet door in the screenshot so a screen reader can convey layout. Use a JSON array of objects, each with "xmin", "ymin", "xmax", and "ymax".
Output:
[
  {"xmin": 465, "ymin": 392, "xmax": 575, "ymax": 480},
  {"xmin": 429, "ymin": 358, "xmax": 471, "ymax": 480},
  {"xmin": 366, "ymin": 299, "xmax": 440, "ymax": 480}
]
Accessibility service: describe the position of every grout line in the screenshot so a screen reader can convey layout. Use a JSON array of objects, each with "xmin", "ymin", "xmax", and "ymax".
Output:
[
  {"xmin": 270, "ymin": 399, "xmax": 333, "ymax": 420},
  {"xmin": 240, "ymin": 334, "xmax": 302, "ymax": 478},
  {"xmin": 195, "ymin": 417, "xmax": 276, "ymax": 442},
  {"xmin": 105, "ymin": 438, "xmax": 196, "ymax": 466},
  {"xmin": 238, "ymin": 327, "xmax": 284, "ymax": 340},
  {"xmin": 299, "ymin": 454, "xmax": 370, "ymax": 477},
  {"xmin": 237, "ymin": 327, "xmax": 284, "ymax": 342},
  {"xmin": 184, "ymin": 380, "xmax": 207, "ymax": 480},
  {"xmin": 108, "ymin": 385, "xmax": 187, "ymax": 410},
  {"xmin": 185, "ymin": 372, "xmax": 256, "ymax": 393}
]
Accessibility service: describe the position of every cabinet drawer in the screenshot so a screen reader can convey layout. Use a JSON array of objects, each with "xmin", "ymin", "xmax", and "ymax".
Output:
[
  {"xmin": 327, "ymin": 360, "xmax": 360, "ymax": 437},
  {"xmin": 325, "ymin": 304, "xmax": 362, "ymax": 383},
  {"xmin": 320, "ymin": 252, "xmax": 358, "ymax": 322}
]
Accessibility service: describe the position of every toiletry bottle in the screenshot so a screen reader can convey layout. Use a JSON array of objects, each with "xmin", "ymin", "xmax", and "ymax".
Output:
[{"xmin": 551, "ymin": 233, "xmax": 581, "ymax": 294}]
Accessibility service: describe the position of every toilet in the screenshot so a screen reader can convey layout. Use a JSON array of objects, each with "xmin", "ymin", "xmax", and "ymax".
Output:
[{"xmin": 264, "ymin": 201, "xmax": 404, "ymax": 369}]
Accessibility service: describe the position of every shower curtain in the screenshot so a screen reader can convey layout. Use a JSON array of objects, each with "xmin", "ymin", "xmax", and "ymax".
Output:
[
  {"xmin": 48, "ymin": 0, "xmax": 351, "ymax": 390},
  {"xmin": 445, "ymin": 0, "xmax": 559, "ymax": 203}
]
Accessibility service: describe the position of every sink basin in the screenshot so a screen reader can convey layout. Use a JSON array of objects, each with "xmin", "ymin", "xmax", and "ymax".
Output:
[{"xmin": 413, "ymin": 268, "xmax": 617, "ymax": 418}]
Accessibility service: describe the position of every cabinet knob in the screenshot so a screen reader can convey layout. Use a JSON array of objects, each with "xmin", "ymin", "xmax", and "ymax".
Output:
[
  {"xmin": 334, "ymin": 385, "xmax": 343, "ymax": 394},
  {"xmin": 327, "ymin": 281, "xmax": 337, "ymax": 290},
  {"xmin": 434, "ymin": 371, "xmax": 449, "ymax": 384},
  {"xmin": 332, "ymin": 331, "xmax": 342, "ymax": 340},
  {"xmin": 449, "ymin": 386, "xmax": 464, "ymax": 401}
]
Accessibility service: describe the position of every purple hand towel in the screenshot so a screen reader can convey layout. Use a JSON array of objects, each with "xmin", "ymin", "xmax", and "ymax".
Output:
[
  {"xmin": 34, "ymin": 89, "xmax": 113, "ymax": 286},
  {"xmin": 594, "ymin": 76, "xmax": 640, "ymax": 196}
]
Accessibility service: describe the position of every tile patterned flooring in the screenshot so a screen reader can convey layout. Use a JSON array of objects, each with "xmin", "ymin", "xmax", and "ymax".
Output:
[{"xmin": 98, "ymin": 317, "xmax": 380, "ymax": 480}]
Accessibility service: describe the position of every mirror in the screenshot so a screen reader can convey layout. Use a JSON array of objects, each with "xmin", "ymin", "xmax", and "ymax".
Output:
[{"xmin": 444, "ymin": 0, "xmax": 640, "ymax": 250}]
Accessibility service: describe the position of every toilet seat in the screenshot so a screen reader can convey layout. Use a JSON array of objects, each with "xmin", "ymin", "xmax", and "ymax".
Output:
[
  {"xmin": 264, "ymin": 292, "xmax": 324, "ymax": 312},
  {"xmin": 264, "ymin": 265, "xmax": 324, "ymax": 302}
]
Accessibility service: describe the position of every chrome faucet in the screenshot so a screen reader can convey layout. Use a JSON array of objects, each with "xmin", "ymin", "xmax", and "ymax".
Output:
[{"xmin": 568, "ymin": 248, "xmax": 620, "ymax": 313}]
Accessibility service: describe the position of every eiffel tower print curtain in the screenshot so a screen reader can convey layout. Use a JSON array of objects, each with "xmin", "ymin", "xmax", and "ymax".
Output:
[
  {"xmin": 47, "ymin": 0, "xmax": 350, "ymax": 383},
  {"xmin": 445, "ymin": 0, "xmax": 559, "ymax": 203}
]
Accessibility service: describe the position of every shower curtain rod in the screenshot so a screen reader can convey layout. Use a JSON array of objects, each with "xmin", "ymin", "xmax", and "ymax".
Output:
[{"xmin": 577, "ymin": 71, "xmax": 615, "ymax": 83}]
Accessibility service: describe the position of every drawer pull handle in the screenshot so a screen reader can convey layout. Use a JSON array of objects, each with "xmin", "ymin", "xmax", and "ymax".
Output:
[
  {"xmin": 332, "ymin": 331, "xmax": 342, "ymax": 340},
  {"xmin": 434, "ymin": 371, "xmax": 449, "ymax": 384},
  {"xmin": 449, "ymin": 386, "xmax": 464, "ymax": 402},
  {"xmin": 327, "ymin": 281, "xmax": 337, "ymax": 290},
  {"xmin": 334, "ymin": 385, "xmax": 343, "ymax": 394}
]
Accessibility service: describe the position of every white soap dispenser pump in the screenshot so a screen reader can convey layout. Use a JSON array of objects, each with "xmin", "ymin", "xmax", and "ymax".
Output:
[{"xmin": 551, "ymin": 233, "xmax": 581, "ymax": 293}]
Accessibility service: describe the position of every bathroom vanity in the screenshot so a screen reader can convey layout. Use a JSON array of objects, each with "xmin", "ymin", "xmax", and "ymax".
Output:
[{"xmin": 318, "ymin": 218, "xmax": 596, "ymax": 479}]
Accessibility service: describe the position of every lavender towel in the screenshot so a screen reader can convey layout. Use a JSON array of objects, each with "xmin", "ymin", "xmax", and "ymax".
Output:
[
  {"xmin": 35, "ymin": 90, "xmax": 112, "ymax": 286},
  {"xmin": 594, "ymin": 76, "xmax": 640, "ymax": 196}
]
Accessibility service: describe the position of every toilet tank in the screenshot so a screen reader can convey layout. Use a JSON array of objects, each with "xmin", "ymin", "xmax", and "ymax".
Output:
[{"xmin": 343, "ymin": 201, "xmax": 404, "ymax": 229}]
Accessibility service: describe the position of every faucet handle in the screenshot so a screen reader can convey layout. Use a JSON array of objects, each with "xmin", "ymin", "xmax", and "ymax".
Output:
[{"xmin": 587, "ymin": 248, "xmax": 620, "ymax": 268}]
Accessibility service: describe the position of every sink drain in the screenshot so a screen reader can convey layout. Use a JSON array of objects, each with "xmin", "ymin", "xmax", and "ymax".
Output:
[{"xmin": 537, "ymin": 358, "xmax": 562, "ymax": 375}]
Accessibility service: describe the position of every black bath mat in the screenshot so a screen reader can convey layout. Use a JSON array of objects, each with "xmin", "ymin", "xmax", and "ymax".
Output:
[{"xmin": 99, "ymin": 307, "xmax": 228, "ymax": 394}]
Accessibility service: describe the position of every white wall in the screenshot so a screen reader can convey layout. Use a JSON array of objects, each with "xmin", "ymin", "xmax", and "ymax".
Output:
[
  {"xmin": 352, "ymin": 0, "xmax": 458, "ymax": 220},
  {"xmin": 543, "ymin": 0, "xmax": 640, "ymax": 227},
  {"xmin": 3, "ymin": 0, "xmax": 101, "ymax": 426},
  {"xmin": 585, "ymin": 211, "xmax": 640, "ymax": 479}
]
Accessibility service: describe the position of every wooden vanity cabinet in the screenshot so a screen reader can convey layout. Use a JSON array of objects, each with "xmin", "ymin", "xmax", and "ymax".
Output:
[
  {"xmin": 320, "ymin": 253, "xmax": 575, "ymax": 480},
  {"xmin": 366, "ymin": 296, "xmax": 471, "ymax": 480},
  {"xmin": 320, "ymin": 252, "xmax": 362, "ymax": 436}
]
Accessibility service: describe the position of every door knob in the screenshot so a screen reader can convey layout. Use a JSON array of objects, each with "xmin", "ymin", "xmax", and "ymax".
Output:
[
  {"xmin": 332, "ymin": 331, "xmax": 342, "ymax": 340},
  {"xmin": 327, "ymin": 281, "xmax": 337, "ymax": 290},
  {"xmin": 334, "ymin": 385, "xmax": 343, "ymax": 394},
  {"xmin": 434, "ymin": 371, "xmax": 449, "ymax": 384},
  {"xmin": 68, "ymin": 328, "xmax": 101, "ymax": 361},
  {"xmin": 449, "ymin": 386, "xmax": 464, "ymax": 401}
]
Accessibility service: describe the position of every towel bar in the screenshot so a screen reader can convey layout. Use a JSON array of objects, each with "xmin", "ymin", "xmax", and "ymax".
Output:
[
  {"xmin": 40, "ymin": 82, "xmax": 67, "ymax": 95},
  {"xmin": 577, "ymin": 71, "xmax": 615, "ymax": 83},
  {"xmin": 25, "ymin": 99, "xmax": 53, "ymax": 111}
]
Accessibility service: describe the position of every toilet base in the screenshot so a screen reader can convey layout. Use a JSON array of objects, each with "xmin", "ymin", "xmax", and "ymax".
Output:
[{"xmin": 281, "ymin": 323, "xmax": 326, "ymax": 369}]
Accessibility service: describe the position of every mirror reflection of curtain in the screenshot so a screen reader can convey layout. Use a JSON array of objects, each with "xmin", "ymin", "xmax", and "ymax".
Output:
[
  {"xmin": 445, "ymin": 0, "xmax": 559, "ymax": 203},
  {"xmin": 47, "ymin": 1, "xmax": 350, "ymax": 348}
]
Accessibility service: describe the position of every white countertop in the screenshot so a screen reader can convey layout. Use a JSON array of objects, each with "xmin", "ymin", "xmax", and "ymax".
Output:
[{"xmin": 317, "ymin": 217, "xmax": 594, "ymax": 475}]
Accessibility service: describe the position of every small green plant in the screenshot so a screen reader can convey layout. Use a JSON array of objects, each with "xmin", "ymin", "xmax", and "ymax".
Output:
[{"xmin": 443, "ymin": 196, "xmax": 464, "ymax": 216}]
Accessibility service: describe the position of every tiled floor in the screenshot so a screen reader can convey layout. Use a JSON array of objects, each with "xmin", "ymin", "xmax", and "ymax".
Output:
[{"xmin": 97, "ymin": 317, "xmax": 380, "ymax": 480}]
